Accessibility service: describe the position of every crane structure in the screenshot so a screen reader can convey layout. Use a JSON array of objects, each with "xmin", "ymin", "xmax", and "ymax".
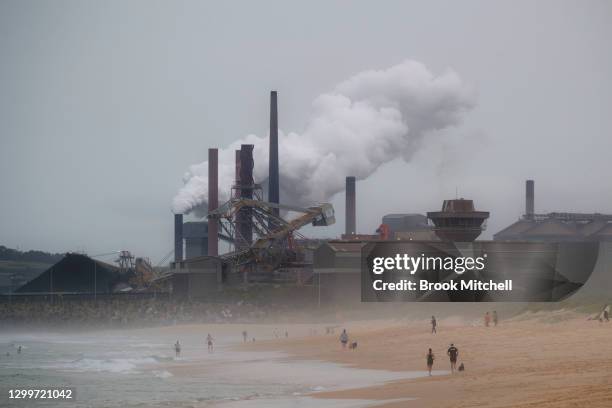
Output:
[{"xmin": 208, "ymin": 198, "xmax": 335, "ymax": 278}]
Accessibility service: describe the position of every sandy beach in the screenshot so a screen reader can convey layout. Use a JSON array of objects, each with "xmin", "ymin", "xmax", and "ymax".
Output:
[
  {"xmin": 236, "ymin": 313, "xmax": 612, "ymax": 407},
  {"xmin": 3, "ymin": 311, "xmax": 610, "ymax": 407}
]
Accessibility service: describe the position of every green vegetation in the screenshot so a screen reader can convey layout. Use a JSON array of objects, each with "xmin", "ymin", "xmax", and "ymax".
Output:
[
  {"xmin": 0, "ymin": 245, "xmax": 63, "ymax": 293},
  {"xmin": 0, "ymin": 245, "xmax": 63, "ymax": 263}
]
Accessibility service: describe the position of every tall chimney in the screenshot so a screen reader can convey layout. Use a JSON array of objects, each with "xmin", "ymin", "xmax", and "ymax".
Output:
[
  {"xmin": 207, "ymin": 148, "xmax": 219, "ymax": 256},
  {"xmin": 268, "ymin": 91, "xmax": 280, "ymax": 223},
  {"xmin": 237, "ymin": 144, "xmax": 254, "ymax": 248},
  {"xmin": 526, "ymin": 179, "xmax": 534, "ymax": 218},
  {"xmin": 234, "ymin": 149, "xmax": 241, "ymax": 198},
  {"xmin": 174, "ymin": 213, "xmax": 183, "ymax": 262},
  {"xmin": 345, "ymin": 176, "xmax": 356, "ymax": 235}
]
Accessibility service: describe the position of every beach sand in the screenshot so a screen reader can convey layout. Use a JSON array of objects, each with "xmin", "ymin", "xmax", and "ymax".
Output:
[{"xmin": 237, "ymin": 313, "xmax": 612, "ymax": 407}]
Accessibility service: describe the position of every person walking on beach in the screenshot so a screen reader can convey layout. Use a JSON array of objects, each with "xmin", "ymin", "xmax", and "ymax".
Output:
[
  {"xmin": 603, "ymin": 305, "xmax": 610, "ymax": 322},
  {"xmin": 493, "ymin": 310, "xmax": 498, "ymax": 326},
  {"xmin": 447, "ymin": 343, "xmax": 459, "ymax": 373},
  {"xmin": 242, "ymin": 330, "xmax": 248, "ymax": 342},
  {"xmin": 484, "ymin": 312, "xmax": 491, "ymax": 327},
  {"xmin": 339, "ymin": 329, "xmax": 349, "ymax": 349},
  {"xmin": 174, "ymin": 340, "xmax": 181, "ymax": 358},
  {"xmin": 426, "ymin": 348, "xmax": 435, "ymax": 376},
  {"xmin": 206, "ymin": 334, "xmax": 214, "ymax": 353},
  {"xmin": 431, "ymin": 316, "xmax": 437, "ymax": 334}
]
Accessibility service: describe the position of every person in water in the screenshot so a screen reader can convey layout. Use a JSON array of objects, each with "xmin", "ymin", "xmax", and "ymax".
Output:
[
  {"xmin": 339, "ymin": 329, "xmax": 349, "ymax": 349},
  {"xmin": 431, "ymin": 316, "xmax": 437, "ymax": 334},
  {"xmin": 206, "ymin": 334, "xmax": 214, "ymax": 353},
  {"xmin": 426, "ymin": 348, "xmax": 435, "ymax": 376},
  {"xmin": 447, "ymin": 343, "xmax": 459, "ymax": 373},
  {"xmin": 174, "ymin": 340, "xmax": 181, "ymax": 358}
]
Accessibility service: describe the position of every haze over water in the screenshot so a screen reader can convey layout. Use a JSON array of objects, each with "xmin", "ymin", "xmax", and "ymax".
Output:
[{"xmin": 0, "ymin": 327, "xmax": 432, "ymax": 407}]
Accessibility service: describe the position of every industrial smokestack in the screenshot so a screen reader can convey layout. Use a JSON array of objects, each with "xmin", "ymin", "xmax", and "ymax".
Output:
[
  {"xmin": 174, "ymin": 60, "xmax": 477, "ymax": 215},
  {"xmin": 345, "ymin": 176, "xmax": 356, "ymax": 235},
  {"xmin": 268, "ymin": 91, "xmax": 280, "ymax": 222},
  {"xmin": 526, "ymin": 179, "xmax": 534, "ymax": 218},
  {"xmin": 207, "ymin": 148, "xmax": 219, "ymax": 256},
  {"xmin": 234, "ymin": 149, "xmax": 241, "ymax": 198},
  {"xmin": 174, "ymin": 213, "xmax": 183, "ymax": 262},
  {"xmin": 237, "ymin": 144, "xmax": 254, "ymax": 248}
]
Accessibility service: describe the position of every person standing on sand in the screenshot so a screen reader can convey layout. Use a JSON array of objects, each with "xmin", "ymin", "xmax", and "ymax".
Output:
[
  {"xmin": 339, "ymin": 329, "xmax": 349, "ymax": 349},
  {"xmin": 447, "ymin": 343, "xmax": 459, "ymax": 373},
  {"xmin": 493, "ymin": 310, "xmax": 498, "ymax": 326},
  {"xmin": 206, "ymin": 334, "xmax": 214, "ymax": 353},
  {"xmin": 431, "ymin": 316, "xmax": 437, "ymax": 334},
  {"xmin": 426, "ymin": 348, "xmax": 435, "ymax": 376},
  {"xmin": 174, "ymin": 340, "xmax": 181, "ymax": 358},
  {"xmin": 484, "ymin": 312, "xmax": 491, "ymax": 327},
  {"xmin": 242, "ymin": 330, "xmax": 248, "ymax": 342},
  {"xmin": 603, "ymin": 305, "xmax": 610, "ymax": 322}
]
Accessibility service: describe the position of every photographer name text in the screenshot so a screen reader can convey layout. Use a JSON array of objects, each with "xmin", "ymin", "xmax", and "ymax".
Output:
[{"xmin": 371, "ymin": 279, "xmax": 513, "ymax": 292}]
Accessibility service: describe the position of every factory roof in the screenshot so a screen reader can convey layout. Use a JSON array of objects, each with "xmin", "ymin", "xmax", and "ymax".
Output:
[
  {"xmin": 494, "ymin": 213, "xmax": 612, "ymax": 242},
  {"xmin": 326, "ymin": 241, "xmax": 367, "ymax": 252},
  {"xmin": 494, "ymin": 219, "xmax": 534, "ymax": 237},
  {"xmin": 383, "ymin": 213, "xmax": 425, "ymax": 219},
  {"xmin": 16, "ymin": 253, "xmax": 125, "ymax": 294}
]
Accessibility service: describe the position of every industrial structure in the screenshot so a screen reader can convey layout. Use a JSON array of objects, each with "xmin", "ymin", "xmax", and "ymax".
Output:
[
  {"xmin": 382, "ymin": 214, "xmax": 437, "ymax": 240},
  {"xmin": 313, "ymin": 241, "xmax": 364, "ymax": 302},
  {"xmin": 494, "ymin": 180, "xmax": 612, "ymax": 242},
  {"xmin": 9, "ymin": 77, "xmax": 611, "ymax": 303},
  {"xmin": 174, "ymin": 213, "xmax": 183, "ymax": 262},
  {"xmin": 166, "ymin": 93, "xmax": 498, "ymax": 300},
  {"xmin": 428, "ymin": 199, "xmax": 490, "ymax": 242},
  {"xmin": 16, "ymin": 253, "xmax": 126, "ymax": 294},
  {"xmin": 345, "ymin": 176, "xmax": 356, "ymax": 236},
  {"xmin": 161, "ymin": 91, "xmax": 612, "ymax": 301},
  {"xmin": 268, "ymin": 90, "xmax": 280, "ymax": 220},
  {"xmin": 14, "ymin": 251, "xmax": 155, "ymax": 295},
  {"xmin": 168, "ymin": 91, "xmax": 336, "ymax": 297},
  {"xmin": 183, "ymin": 221, "xmax": 209, "ymax": 259}
]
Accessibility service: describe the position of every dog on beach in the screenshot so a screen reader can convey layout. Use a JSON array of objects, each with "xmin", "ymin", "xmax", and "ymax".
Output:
[
  {"xmin": 458, "ymin": 363, "xmax": 465, "ymax": 371},
  {"xmin": 349, "ymin": 341, "xmax": 358, "ymax": 350}
]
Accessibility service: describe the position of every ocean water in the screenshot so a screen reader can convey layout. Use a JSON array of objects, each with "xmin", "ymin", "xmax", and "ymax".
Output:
[{"xmin": 0, "ymin": 328, "xmax": 436, "ymax": 408}]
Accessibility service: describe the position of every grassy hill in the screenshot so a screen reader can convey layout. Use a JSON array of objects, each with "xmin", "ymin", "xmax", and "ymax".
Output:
[{"xmin": 0, "ymin": 245, "xmax": 63, "ymax": 294}]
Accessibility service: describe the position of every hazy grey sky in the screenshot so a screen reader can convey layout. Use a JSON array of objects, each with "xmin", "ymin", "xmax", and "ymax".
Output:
[{"xmin": 1, "ymin": 0, "xmax": 611, "ymax": 262}]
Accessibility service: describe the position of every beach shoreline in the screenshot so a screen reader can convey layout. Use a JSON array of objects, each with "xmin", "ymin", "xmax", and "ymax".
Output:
[
  {"xmin": 3, "ymin": 312, "xmax": 610, "ymax": 408},
  {"xmin": 234, "ymin": 313, "xmax": 612, "ymax": 407},
  {"xmin": 148, "ymin": 324, "xmax": 438, "ymax": 408}
]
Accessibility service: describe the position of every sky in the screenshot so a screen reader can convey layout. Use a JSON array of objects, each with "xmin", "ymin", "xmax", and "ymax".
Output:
[{"xmin": 0, "ymin": 0, "xmax": 611, "ymax": 263}]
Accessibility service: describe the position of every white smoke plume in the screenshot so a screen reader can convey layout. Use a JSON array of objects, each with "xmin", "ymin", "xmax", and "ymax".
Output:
[{"xmin": 172, "ymin": 60, "xmax": 476, "ymax": 215}]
